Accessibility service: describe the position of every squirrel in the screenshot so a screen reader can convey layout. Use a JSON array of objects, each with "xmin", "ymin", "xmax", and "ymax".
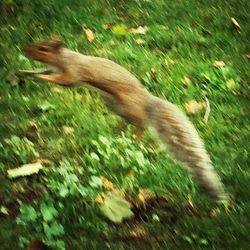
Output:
[{"xmin": 18, "ymin": 38, "xmax": 227, "ymax": 202}]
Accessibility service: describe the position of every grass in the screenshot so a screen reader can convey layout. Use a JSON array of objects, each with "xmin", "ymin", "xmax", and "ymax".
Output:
[{"xmin": 0, "ymin": 0, "xmax": 250, "ymax": 249}]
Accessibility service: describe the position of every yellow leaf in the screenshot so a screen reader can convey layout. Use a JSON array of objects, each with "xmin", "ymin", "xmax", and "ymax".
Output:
[
  {"xmin": 62, "ymin": 126, "xmax": 74, "ymax": 134},
  {"xmin": 226, "ymin": 79, "xmax": 240, "ymax": 91},
  {"xmin": 51, "ymin": 87, "xmax": 63, "ymax": 93},
  {"xmin": 100, "ymin": 176, "xmax": 115, "ymax": 191},
  {"xmin": 245, "ymin": 54, "xmax": 250, "ymax": 61},
  {"xmin": 212, "ymin": 60, "xmax": 225, "ymax": 68},
  {"xmin": 7, "ymin": 163, "xmax": 43, "ymax": 179},
  {"xmin": 138, "ymin": 189, "xmax": 155, "ymax": 204},
  {"xmin": 185, "ymin": 100, "xmax": 206, "ymax": 114},
  {"xmin": 129, "ymin": 26, "xmax": 148, "ymax": 35},
  {"xmin": 135, "ymin": 38, "xmax": 145, "ymax": 45},
  {"xmin": 182, "ymin": 76, "xmax": 191, "ymax": 86},
  {"xmin": 31, "ymin": 157, "xmax": 50, "ymax": 165},
  {"xmin": 111, "ymin": 24, "xmax": 128, "ymax": 36},
  {"xmin": 231, "ymin": 17, "xmax": 241, "ymax": 29},
  {"xmin": 95, "ymin": 194, "xmax": 104, "ymax": 204},
  {"xmin": 84, "ymin": 28, "xmax": 94, "ymax": 42},
  {"xmin": 100, "ymin": 192, "xmax": 133, "ymax": 223},
  {"xmin": 102, "ymin": 23, "xmax": 113, "ymax": 30}
]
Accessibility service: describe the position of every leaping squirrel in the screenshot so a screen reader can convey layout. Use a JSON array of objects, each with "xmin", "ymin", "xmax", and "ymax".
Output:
[{"xmin": 18, "ymin": 38, "xmax": 227, "ymax": 202}]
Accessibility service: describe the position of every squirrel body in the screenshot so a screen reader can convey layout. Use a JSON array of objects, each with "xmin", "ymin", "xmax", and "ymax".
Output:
[{"xmin": 21, "ymin": 39, "xmax": 226, "ymax": 201}]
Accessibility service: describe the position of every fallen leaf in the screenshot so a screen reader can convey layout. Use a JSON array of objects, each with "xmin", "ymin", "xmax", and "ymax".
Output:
[
  {"xmin": 100, "ymin": 176, "xmax": 115, "ymax": 191},
  {"xmin": 38, "ymin": 101, "xmax": 55, "ymax": 112},
  {"xmin": 100, "ymin": 192, "xmax": 134, "ymax": 223},
  {"xmin": 25, "ymin": 120, "xmax": 39, "ymax": 140},
  {"xmin": 0, "ymin": 206, "xmax": 9, "ymax": 215},
  {"xmin": 84, "ymin": 28, "xmax": 94, "ymax": 42},
  {"xmin": 164, "ymin": 57, "xmax": 175, "ymax": 66},
  {"xmin": 111, "ymin": 24, "xmax": 128, "ymax": 36},
  {"xmin": 184, "ymin": 199, "xmax": 198, "ymax": 214},
  {"xmin": 226, "ymin": 78, "xmax": 240, "ymax": 91},
  {"xmin": 102, "ymin": 23, "xmax": 113, "ymax": 30},
  {"xmin": 208, "ymin": 208, "xmax": 217, "ymax": 218},
  {"xmin": 127, "ymin": 169, "xmax": 136, "ymax": 177},
  {"xmin": 245, "ymin": 54, "xmax": 250, "ymax": 61},
  {"xmin": 213, "ymin": 60, "xmax": 225, "ymax": 68},
  {"xmin": 185, "ymin": 100, "xmax": 206, "ymax": 114},
  {"xmin": 51, "ymin": 87, "xmax": 63, "ymax": 93},
  {"xmin": 150, "ymin": 68, "xmax": 158, "ymax": 81},
  {"xmin": 7, "ymin": 163, "xmax": 43, "ymax": 179},
  {"xmin": 129, "ymin": 26, "xmax": 148, "ymax": 34},
  {"xmin": 138, "ymin": 189, "xmax": 155, "ymax": 204},
  {"xmin": 135, "ymin": 38, "xmax": 146, "ymax": 45},
  {"xmin": 6, "ymin": 71, "xmax": 18, "ymax": 86},
  {"xmin": 130, "ymin": 225, "xmax": 147, "ymax": 237},
  {"xmin": 32, "ymin": 157, "xmax": 50, "ymax": 165},
  {"xmin": 28, "ymin": 120, "xmax": 38, "ymax": 130},
  {"xmin": 95, "ymin": 194, "xmax": 104, "ymax": 204},
  {"xmin": 182, "ymin": 76, "xmax": 191, "ymax": 86},
  {"xmin": 2, "ymin": 3, "xmax": 16, "ymax": 16},
  {"xmin": 62, "ymin": 126, "xmax": 74, "ymax": 134},
  {"xmin": 231, "ymin": 17, "xmax": 241, "ymax": 30}
]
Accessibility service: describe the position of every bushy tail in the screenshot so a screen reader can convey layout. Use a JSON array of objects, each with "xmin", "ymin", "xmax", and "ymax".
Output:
[{"xmin": 146, "ymin": 95, "xmax": 226, "ymax": 201}]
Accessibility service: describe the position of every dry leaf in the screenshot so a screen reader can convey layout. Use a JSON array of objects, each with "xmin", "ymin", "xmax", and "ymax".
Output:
[
  {"xmin": 95, "ymin": 194, "xmax": 104, "ymax": 204},
  {"xmin": 100, "ymin": 192, "xmax": 133, "ymax": 223},
  {"xmin": 185, "ymin": 100, "xmax": 206, "ymax": 114},
  {"xmin": 84, "ymin": 28, "xmax": 94, "ymax": 42},
  {"xmin": 127, "ymin": 169, "xmax": 136, "ymax": 177},
  {"xmin": 184, "ymin": 198, "xmax": 198, "ymax": 214},
  {"xmin": 130, "ymin": 225, "xmax": 147, "ymax": 237},
  {"xmin": 2, "ymin": 3, "xmax": 16, "ymax": 16},
  {"xmin": 129, "ymin": 26, "xmax": 148, "ymax": 35},
  {"xmin": 0, "ymin": 206, "xmax": 9, "ymax": 215},
  {"xmin": 164, "ymin": 57, "xmax": 175, "ymax": 66},
  {"xmin": 62, "ymin": 126, "xmax": 74, "ymax": 134},
  {"xmin": 245, "ymin": 54, "xmax": 250, "ymax": 61},
  {"xmin": 32, "ymin": 157, "xmax": 50, "ymax": 165},
  {"xmin": 111, "ymin": 24, "xmax": 128, "ymax": 36},
  {"xmin": 231, "ymin": 17, "xmax": 241, "ymax": 30},
  {"xmin": 208, "ymin": 208, "xmax": 217, "ymax": 218},
  {"xmin": 138, "ymin": 189, "xmax": 155, "ymax": 204},
  {"xmin": 226, "ymin": 78, "xmax": 240, "ymax": 91},
  {"xmin": 182, "ymin": 76, "xmax": 191, "ymax": 86},
  {"xmin": 100, "ymin": 176, "xmax": 115, "ymax": 191},
  {"xmin": 51, "ymin": 87, "xmax": 63, "ymax": 93},
  {"xmin": 135, "ymin": 38, "xmax": 145, "ymax": 45},
  {"xmin": 7, "ymin": 163, "xmax": 43, "ymax": 179},
  {"xmin": 213, "ymin": 60, "xmax": 225, "ymax": 68},
  {"xmin": 102, "ymin": 23, "xmax": 113, "ymax": 30}
]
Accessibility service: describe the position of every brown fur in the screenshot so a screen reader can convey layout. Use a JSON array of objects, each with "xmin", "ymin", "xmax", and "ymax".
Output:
[{"xmin": 22, "ymin": 39, "xmax": 227, "ymax": 201}]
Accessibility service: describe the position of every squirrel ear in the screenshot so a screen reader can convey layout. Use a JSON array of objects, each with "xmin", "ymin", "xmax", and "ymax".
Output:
[{"xmin": 51, "ymin": 36, "xmax": 64, "ymax": 51}]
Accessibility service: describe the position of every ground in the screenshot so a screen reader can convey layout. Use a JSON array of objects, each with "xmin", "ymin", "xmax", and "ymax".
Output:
[{"xmin": 0, "ymin": 0, "xmax": 249, "ymax": 249}]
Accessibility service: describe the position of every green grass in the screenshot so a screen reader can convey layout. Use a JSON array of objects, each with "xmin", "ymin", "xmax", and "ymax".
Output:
[{"xmin": 0, "ymin": 0, "xmax": 250, "ymax": 249}]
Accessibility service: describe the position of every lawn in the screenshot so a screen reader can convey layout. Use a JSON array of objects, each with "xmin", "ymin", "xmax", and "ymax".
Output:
[{"xmin": 0, "ymin": 0, "xmax": 249, "ymax": 249}]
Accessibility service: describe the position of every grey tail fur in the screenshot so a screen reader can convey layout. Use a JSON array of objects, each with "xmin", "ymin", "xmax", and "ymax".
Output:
[{"xmin": 146, "ymin": 95, "xmax": 227, "ymax": 201}]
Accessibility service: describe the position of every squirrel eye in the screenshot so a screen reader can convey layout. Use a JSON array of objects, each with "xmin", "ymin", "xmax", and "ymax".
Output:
[{"xmin": 38, "ymin": 46, "xmax": 49, "ymax": 52}]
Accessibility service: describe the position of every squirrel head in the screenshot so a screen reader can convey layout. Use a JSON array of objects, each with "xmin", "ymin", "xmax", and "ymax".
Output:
[{"xmin": 24, "ymin": 38, "xmax": 64, "ymax": 66}]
